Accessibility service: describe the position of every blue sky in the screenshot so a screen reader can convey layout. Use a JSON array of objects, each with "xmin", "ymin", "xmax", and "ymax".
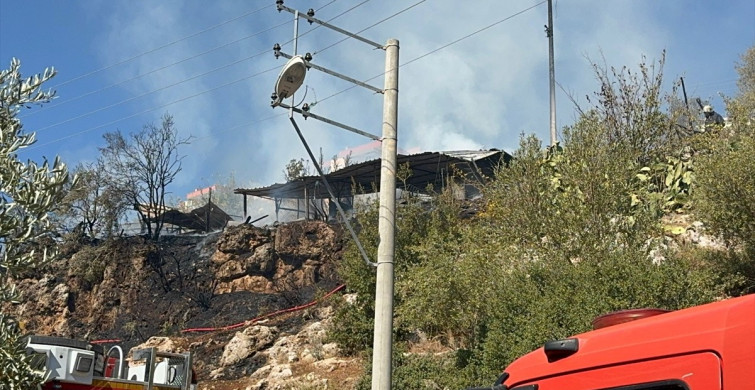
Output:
[{"xmin": 1, "ymin": 0, "xmax": 753, "ymax": 202}]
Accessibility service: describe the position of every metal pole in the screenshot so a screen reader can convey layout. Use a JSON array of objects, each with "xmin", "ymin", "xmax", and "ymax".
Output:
[
  {"xmin": 288, "ymin": 117, "xmax": 375, "ymax": 267},
  {"xmin": 290, "ymin": 10, "xmax": 299, "ymax": 119},
  {"xmin": 243, "ymin": 194, "xmax": 247, "ymax": 220},
  {"xmin": 278, "ymin": 51, "xmax": 383, "ymax": 94},
  {"xmin": 277, "ymin": 3, "xmax": 383, "ymax": 49},
  {"xmin": 279, "ymin": 102, "xmax": 380, "ymax": 140},
  {"xmin": 372, "ymin": 38, "xmax": 398, "ymax": 390},
  {"xmin": 206, "ymin": 187, "xmax": 211, "ymax": 233},
  {"xmin": 547, "ymin": 0, "xmax": 557, "ymax": 146}
]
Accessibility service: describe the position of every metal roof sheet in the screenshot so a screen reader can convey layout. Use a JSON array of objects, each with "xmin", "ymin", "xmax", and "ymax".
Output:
[{"xmin": 234, "ymin": 149, "xmax": 510, "ymax": 200}]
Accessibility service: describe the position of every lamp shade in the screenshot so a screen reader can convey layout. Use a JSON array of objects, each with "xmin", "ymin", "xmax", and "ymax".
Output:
[{"xmin": 274, "ymin": 55, "xmax": 307, "ymax": 100}]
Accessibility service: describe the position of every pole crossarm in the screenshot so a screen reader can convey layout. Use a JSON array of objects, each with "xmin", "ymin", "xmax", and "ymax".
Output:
[
  {"xmin": 277, "ymin": 51, "xmax": 383, "ymax": 94},
  {"xmin": 277, "ymin": 3, "xmax": 384, "ymax": 50},
  {"xmin": 278, "ymin": 102, "xmax": 381, "ymax": 140}
]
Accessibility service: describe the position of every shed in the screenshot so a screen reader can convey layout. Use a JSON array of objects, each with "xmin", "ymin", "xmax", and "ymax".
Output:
[{"xmin": 234, "ymin": 149, "xmax": 510, "ymax": 221}]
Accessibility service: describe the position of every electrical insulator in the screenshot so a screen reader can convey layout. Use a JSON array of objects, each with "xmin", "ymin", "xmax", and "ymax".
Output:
[
  {"xmin": 307, "ymin": 8, "xmax": 315, "ymax": 23},
  {"xmin": 273, "ymin": 43, "xmax": 281, "ymax": 59}
]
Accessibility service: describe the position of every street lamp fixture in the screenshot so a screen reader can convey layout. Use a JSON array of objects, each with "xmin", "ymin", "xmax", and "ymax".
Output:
[{"xmin": 272, "ymin": 55, "xmax": 307, "ymax": 107}]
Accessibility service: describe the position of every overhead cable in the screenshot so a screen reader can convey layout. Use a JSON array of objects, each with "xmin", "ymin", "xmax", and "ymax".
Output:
[
  {"xmin": 28, "ymin": 66, "xmax": 280, "ymax": 150},
  {"xmin": 400, "ymin": 0, "xmax": 547, "ymax": 68},
  {"xmin": 34, "ymin": 52, "xmax": 275, "ymax": 133},
  {"xmin": 32, "ymin": 0, "xmax": 372, "ymax": 137},
  {"xmin": 29, "ymin": 0, "xmax": 346, "ymax": 118},
  {"xmin": 24, "ymin": 20, "xmax": 290, "ymax": 118},
  {"xmin": 314, "ymin": 0, "xmax": 426, "ymax": 55},
  {"xmin": 49, "ymin": 4, "xmax": 274, "ymax": 90},
  {"xmin": 314, "ymin": 0, "xmax": 547, "ymax": 105}
]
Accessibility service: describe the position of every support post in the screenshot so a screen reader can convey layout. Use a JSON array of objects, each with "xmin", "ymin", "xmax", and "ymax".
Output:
[
  {"xmin": 206, "ymin": 187, "xmax": 212, "ymax": 233},
  {"xmin": 547, "ymin": 0, "xmax": 557, "ymax": 146},
  {"xmin": 372, "ymin": 38, "xmax": 399, "ymax": 390},
  {"xmin": 243, "ymin": 194, "xmax": 247, "ymax": 220},
  {"xmin": 305, "ymin": 186, "xmax": 310, "ymax": 220}
]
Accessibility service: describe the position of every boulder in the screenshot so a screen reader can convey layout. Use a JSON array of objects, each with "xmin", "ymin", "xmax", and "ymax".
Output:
[{"xmin": 219, "ymin": 326, "xmax": 278, "ymax": 367}]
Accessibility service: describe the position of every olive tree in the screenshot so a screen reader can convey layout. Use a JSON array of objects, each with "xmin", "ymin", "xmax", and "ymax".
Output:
[
  {"xmin": 60, "ymin": 161, "xmax": 130, "ymax": 238},
  {"xmin": 0, "ymin": 59, "xmax": 71, "ymax": 388}
]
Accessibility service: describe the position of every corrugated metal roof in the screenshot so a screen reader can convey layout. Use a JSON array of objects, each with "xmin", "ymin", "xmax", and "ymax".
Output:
[{"xmin": 234, "ymin": 149, "xmax": 510, "ymax": 200}]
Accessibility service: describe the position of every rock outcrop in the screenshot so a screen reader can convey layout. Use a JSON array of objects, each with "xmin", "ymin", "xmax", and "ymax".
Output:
[{"xmin": 8, "ymin": 220, "xmax": 358, "ymax": 389}]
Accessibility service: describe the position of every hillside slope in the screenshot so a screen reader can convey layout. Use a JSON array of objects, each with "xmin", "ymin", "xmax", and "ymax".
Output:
[{"xmin": 8, "ymin": 221, "xmax": 362, "ymax": 389}]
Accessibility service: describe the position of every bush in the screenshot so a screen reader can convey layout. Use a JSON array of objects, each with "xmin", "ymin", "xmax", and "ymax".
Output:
[{"xmin": 330, "ymin": 52, "xmax": 731, "ymax": 388}]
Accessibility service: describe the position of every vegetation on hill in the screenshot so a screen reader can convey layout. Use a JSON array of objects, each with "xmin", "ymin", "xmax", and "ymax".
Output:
[
  {"xmin": 3, "ymin": 38, "xmax": 754, "ymax": 389},
  {"xmin": 332, "ymin": 46, "xmax": 755, "ymax": 388},
  {"xmin": 0, "ymin": 59, "xmax": 72, "ymax": 388}
]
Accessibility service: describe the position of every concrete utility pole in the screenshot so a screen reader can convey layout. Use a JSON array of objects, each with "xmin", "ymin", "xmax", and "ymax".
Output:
[
  {"xmin": 372, "ymin": 38, "xmax": 399, "ymax": 390},
  {"xmin": 547, "ymin": 0, "xmax": 557, "ymax": 146},
  {"xmin": 270, "ymin": 4, "xmax": 399, "ymax": 389}
]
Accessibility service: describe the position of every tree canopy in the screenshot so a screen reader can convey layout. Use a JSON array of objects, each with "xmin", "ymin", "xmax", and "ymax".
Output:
[{"xmin": 0, "ymin": 58, "xmax": 72, "ymax": 388}]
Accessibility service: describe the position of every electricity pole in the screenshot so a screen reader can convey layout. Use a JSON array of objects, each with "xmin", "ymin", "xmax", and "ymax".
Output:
[
  {"xmin": 372, "ymin": 38, "xmax": 398, "ymax": 390},
  {"xmin": 270, "ymin": 3, "xmax": 399, "ymax": 389},
  {"xmin": 547, "ymin": 0, "xmax": 557, "ymax": 146}
]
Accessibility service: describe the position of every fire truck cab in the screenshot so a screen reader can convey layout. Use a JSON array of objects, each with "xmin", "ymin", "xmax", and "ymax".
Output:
[{"xmin": 475, "ymin": 294, "xmax": 754, "ymax": 390}]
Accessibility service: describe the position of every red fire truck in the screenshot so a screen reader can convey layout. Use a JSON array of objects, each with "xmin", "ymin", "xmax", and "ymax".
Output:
[
  {"xmin": 469, "ymin": 294, "xmax": 754, "ymax": 389},
  {"xmin": 25, "ymin": 336, "xmax": 196, "ymax": 390}
]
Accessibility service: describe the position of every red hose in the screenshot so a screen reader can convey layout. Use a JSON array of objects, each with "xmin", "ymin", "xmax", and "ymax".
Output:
[{"xmin": 181, "ymin": 284, "xmax": 345, "ymax": 333}]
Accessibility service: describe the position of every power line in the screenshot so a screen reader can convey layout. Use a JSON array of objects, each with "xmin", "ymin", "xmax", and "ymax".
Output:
[
  {"xmin": 34, "ymin": 50, "xmax": 274, "ymax": 133},
  {"xmin": 316, "ymin": 0, "xmax": 338, "ymax": 12},
  {"xmin": 400, "ymin": 0, "xmax": 547, "ymax": 68},
  {"xmin": 36, "ymin": 0, "xmax": 541, "ymax": 146},
  {"xmin": 39, "ymin": 0, "xmax": 346, "ymax": 112},
  {"xmin": 314, "ymin": 0, "xmax": 427, "ymax": 55},
  {"xmin": 191, "ymin": 112, "xmax": 286, "ymax": 142},
  {"xmin": 33, "ymin": 0, "xmax": 372, "ymax": 136},
  {"xmin": 24, "ymin": 20, "xmax": 290, "ymax": 118},
  {"xmin": 49, "ymin": 4, "xmax": 274, "ymax": 90},
  {"xmin": 313, "ymin": 1, "xmax": 547, "ymax": 105},
  {"xmin": 28, "ymin": 65, "xmax": 280, "ymax": 150},
  {"xmin": 298, "ymin": 0, "xmax": 371, "ymax": 41}
]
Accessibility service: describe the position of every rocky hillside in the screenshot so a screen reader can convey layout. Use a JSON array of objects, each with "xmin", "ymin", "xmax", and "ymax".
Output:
[{"xmin": 8, "ymin": 220, "xmax": 364, "ymax": 389}]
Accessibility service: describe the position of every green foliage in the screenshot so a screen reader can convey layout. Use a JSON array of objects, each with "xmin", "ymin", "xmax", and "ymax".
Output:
[
  {"xmin": 0, "ymin": 58, "xmax": 70, "ymax": 388},
  {"xmin": 283, "ymin": 158, "xmax": 310, "ymax": 182},
  {"xmin": 694, "ymin": 123, "xmax": 755, "ymax": 294},
  {"xmin": 356, "ymin": 349, "xmax": 471, "ymax": 390},
  {"xmin": 584, "ymin": 51, "xmax": 681, "ymax": 164},
  {"xmin": 634, "ymin": 155, "xmax": 695, "ymax": 214},
  {"xmin": 734, "ymin": 45, "xmax": 755, "ymax": 115},
  {"xmin": 68, "ymin": 246, "xmax": 109, "ymax": 290},
  {"xmin": 330, "ymin": 186, "xmax": 440, "ymax": 354},
  {"xmin": 332, "ymin": 52, "xmax": 731, "ymax": 388},
  {"xmin": 1, "ymin": 59, "xmax": 70, "ymax": 275},
  {"xmin": 692, "ymin": 44, "xmax": 755, "ymax": 295},
  {"xmin": 0, "ymin": 315, "xmax": 47, "ymax": 389},
  {"xmin": 59, "ymin": 161, "xmax": 129, "ymax": 238}
]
